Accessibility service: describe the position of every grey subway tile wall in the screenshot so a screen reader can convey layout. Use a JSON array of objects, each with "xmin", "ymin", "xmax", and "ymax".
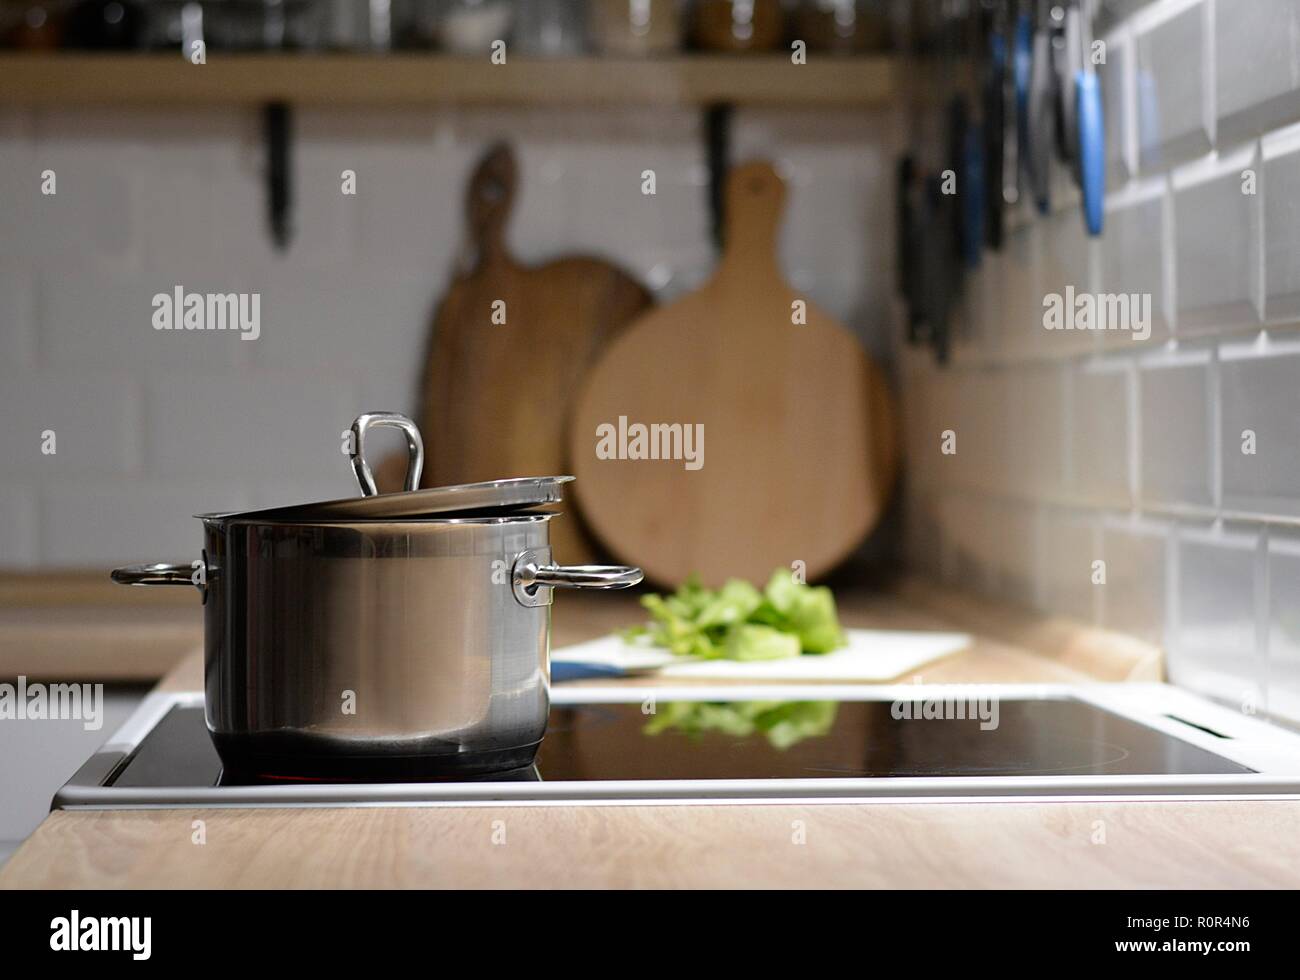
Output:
[
  {"xmin": 1218, "ymin": 336, "xmax": 1300, "ymax": 519},
  {"xmin": 1262, "ymin": 121, "xmax": 1300, "ymax": 320},
  {"xmin": 1005, "ymin": 364, "xmax": 1069, "ymax": 497},
  {"xmin": 902, "ymin": 0, "xmax": 1300, "ymax": 727},
  {"xmin": 1101, "ymin": 26, "xmax": 1136, "ymax": 186},
  {"xmin": 1100, "ymin": 518, "xmax": 1170, "ymax": 643},
  {"xmin": 1134, "ymin": 0, "xmax": 1213, "ymax": 172},
  {"xmin": 1100, "ymin": 179, "xmax": 1169, "ymax": 338},
  {"xmin": 1039, "ymin": 506, "xmax": 1102, "ymax": 624},
  {"xmin": 1137, "ymin": 346, "xmax": 1214, "ymax": 507},
  {"xmin": 1214, "ymin": 0, "xmax": 1300, "ymax": 144},
  {"xmin": 0, "ymin": 105, "xmax": 899, "ymax": 568},
  {"xmin": 1067, "ymin": 357, "xmax": 1134, "ymax": 507},
  {"xmin": 1268, "ymin": 527, "xmax": 1300, "ymax": 723},
  {"xmin": 1172, "ymin": 143, "xmax": 1261, "ymax": 330},
  {"xmin": 1171, "ymin": 522, "xmax": 1264, "ymax": 712},
  {"xmin": 0, "ymin": 268, "xmax": 37, "ymax": 370}
]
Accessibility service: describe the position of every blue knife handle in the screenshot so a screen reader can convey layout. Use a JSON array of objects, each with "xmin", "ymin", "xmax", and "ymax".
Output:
[
  {"xmin": 551, "ymin": 662, "xmax": 626, "ymax": 683},
  {"xmin": 1014, "ymin": 13, "xmax": 1033, "ymax": 164},
  {"xmin": 1076, "ymin": 70, "xmax": 1105, "ymax": 236}
]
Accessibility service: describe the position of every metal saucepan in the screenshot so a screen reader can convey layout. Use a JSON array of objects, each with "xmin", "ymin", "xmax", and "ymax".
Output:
[{"xmin": 112, "ymin": 413, "xmax": 643, "ymax": 779}]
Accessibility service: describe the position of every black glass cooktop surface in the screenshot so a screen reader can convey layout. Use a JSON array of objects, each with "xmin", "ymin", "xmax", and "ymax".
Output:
[{"xmin": 108, "ymin": 697, "xmax": 1251, "ymax": 788}]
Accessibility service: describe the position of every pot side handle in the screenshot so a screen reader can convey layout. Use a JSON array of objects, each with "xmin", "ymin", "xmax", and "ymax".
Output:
[
  {"xmin": 512, "ymin": 551, "xmax": 643, "ymax": 607},
  {"xmin": 530, "ymin": 565, "xmax": 645, "ymax": 590},
  {"xmin": 111, "ymin": 561, "xmax": 204, "ymax": 594}
]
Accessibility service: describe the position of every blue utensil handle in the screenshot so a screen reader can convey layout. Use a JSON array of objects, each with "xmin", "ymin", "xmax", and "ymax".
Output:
[
  {"xmin": 551, "ymin": 661, "xmax": 627, "ymax": 683},
  {"xmin": 1014, "ymin": 13, "xmax": 1033, "ymax": 165},
  {"xmin": 1014, "ymin": 14, "xmax": 1032, "ymax": 109},
  {"xmin": 986, "ymin": 30, "xmax": 1006, "ymax": 251},
  {"xmin": 1076, "ymin": 70, "xmax": 1105, "ymax": 236}
]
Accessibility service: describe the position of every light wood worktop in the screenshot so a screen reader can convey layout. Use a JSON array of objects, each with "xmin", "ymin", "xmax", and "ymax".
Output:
[
  {"xmin": 0, "ymin": 572, "xmax": 201, "ymax": 682},
  {"xmin": 8, "ymin": 800, "xmax": 1300, "ymax": 889},
  {"xmin": 6, "ymin": 578, "xmax": 1297, "ymax": 889}
]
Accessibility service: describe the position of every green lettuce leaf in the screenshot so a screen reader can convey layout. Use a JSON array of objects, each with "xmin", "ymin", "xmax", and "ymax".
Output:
[
  {"xmin": 624, "ymin": 569, "xmax": 847, "ymax": 661},
  {"xmin": 724, "ymin": 623, "xmax": 801, "ymax": 661}
]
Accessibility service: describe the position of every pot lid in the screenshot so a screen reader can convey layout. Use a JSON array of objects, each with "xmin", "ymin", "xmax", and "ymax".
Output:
[{"xmin": 205, "ymin": 413, "xmax": 573, "ymax": 522}]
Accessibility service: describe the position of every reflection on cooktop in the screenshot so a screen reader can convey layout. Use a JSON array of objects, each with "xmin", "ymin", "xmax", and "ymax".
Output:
[
  {"xmin": 215, "ymin": 764, "xmax": 543, "ymax": 786},
  {"xmin": 108, "ymin": 698, "xmax": 1251, "ymax": 789}
]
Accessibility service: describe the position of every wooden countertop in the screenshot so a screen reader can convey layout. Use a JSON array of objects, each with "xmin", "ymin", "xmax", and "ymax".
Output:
[
  {"xmin": 9, "ymin": 800, "xmax": 1300, "ymax": 889},
  {"xmin": 6, "ymin": 578, "xmax": 1298, "ymax": 889},
  {"xmin": 0, "ymin": 572, "xmax": 201, "ymax": 682},
  {"xmin": 0, "ymin": 606, "xmax": 201, "ymax": 683}
]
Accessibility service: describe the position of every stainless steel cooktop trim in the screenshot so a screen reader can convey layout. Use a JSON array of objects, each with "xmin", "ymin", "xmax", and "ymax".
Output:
[{"xmin": 53, "ymin": 684, "xmax": 1300, "ymax": 810}]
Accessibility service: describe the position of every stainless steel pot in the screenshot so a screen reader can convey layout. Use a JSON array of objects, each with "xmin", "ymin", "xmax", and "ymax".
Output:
[{"xmin": 112, "ymin": 413, "xmax": 643, "ymax": 779}]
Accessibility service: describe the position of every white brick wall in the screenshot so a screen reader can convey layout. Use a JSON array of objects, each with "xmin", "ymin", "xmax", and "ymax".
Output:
[
  {"xmin": 901, "ymin": 0, "xmax": 1300, "ymax": 727},
  {"xmin": 0, "ymin": 104, "xmax": 898, "ymax": 570},
  {"xmin": 1134, "ymin": 0, "xmax": 1213, "ymax": 170}
]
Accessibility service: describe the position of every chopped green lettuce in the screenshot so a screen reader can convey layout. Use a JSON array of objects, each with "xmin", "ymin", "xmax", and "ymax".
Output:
[
  {"xmin": 759, "ymin": 570, "xmax": 846, "ymax": 653},
  {"xmin": 725, "ymin": 623, "xmax": 801, "ymax": 661},
  {"xmin": 623, "ymin": 569, "xmax": 847, "ymax": 661}
]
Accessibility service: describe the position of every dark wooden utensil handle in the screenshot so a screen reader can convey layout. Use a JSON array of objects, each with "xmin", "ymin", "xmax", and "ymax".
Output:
[{"xmin": 467, "ymin": 141, "xmax": 518, "ymax": 269}]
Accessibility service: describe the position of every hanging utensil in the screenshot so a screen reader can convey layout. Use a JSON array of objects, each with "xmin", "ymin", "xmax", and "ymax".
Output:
[
  {"xmin": 962, "ymin": 104, "xmax": 986, "ymax": 268},
  {"xmin": 1013, "ymin": 2, "xmax": 1033, "ymax": 195},
  {"xmin": 1027, "ymin": 0, "xmax": 1055, "ymax": 213},
  {"xmin": 1075, "ymin": 0, "xmax": 1105, "ymax": 235},
  {"xmin": 982, "ymin": 0, "xmax": 1007, "ymax": 248},
  {"xmin": 923, "ymin": 172, "xmax": 958, "ymax": 364},
  {"xmin": 947, "ymin": 95, "xmax": 970, "ymax": 265},
  {"xmin": 1052, "ymin": 1, "xmax": 1080, "ymax": 172},
  {"xmin": 265, "ymin": 102, "xmax": 293, "ymax": 250},
  {"xmin": 897, "ymin": 154, "xmax": 927, "ymax": 343},
  {"xmin": 1001, "ymin": 4, "xmax": 1022, "ymax": 210},
  {"xmin": 932, "ymin": 0, "xmax": 966, "ymax": 354}
]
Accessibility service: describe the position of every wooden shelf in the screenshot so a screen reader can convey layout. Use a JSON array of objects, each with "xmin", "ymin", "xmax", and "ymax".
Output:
[{"xmin": 0, "ymin": 53, "xmax": 896, "ymax": 108}]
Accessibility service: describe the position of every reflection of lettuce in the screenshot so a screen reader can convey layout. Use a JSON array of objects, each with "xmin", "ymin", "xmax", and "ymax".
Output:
[
  {"xmin": 644, "ymin": 700, "xmax": 838, "ymax": 750},
  {"xmin": 623, "ymin": 570, "xmax": 846, "ymax": 660}
]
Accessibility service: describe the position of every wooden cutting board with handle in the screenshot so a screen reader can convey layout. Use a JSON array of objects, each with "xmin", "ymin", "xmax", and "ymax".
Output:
[
  {"xmin": 416, "ymin": 143, "xmax": 653, "ymax": 564},
  {"xmin": 569, "ymin": 160, "xmax": 897, "ymax": 587}
]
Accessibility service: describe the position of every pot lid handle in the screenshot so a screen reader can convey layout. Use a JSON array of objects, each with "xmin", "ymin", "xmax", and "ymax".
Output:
[{"xmin": 348, "ymin": 412, "xmax": 424, "ymax": 497}]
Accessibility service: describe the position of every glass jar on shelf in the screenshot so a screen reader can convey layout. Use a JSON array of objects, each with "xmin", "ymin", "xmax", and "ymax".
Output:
[
  {"xmin": 691, "ymin": 0, "xmax": 783, "ymax": 53},
  {"xmin": 794, "ymin": 0, "xmax": 890, "ymax": 55},
  {"xmin": 3, "ymin": 1, "xmax": 69, "ymax": 49},
  {"xmin": 588, "ymin": 0, "xmax": 681, "ymax": 57},
  {"xmin": 512, "ymin": 0, "xmax": 586, "ymax": 57},
  {"xmin": 438, "ymin": 0, "xmax": 514, "ymax": 55}
]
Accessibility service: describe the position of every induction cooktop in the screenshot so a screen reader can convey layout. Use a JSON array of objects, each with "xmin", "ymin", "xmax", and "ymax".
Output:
[{"xmin": 54, "ymin": 684, "xmax": 1300, "ymax": 808}]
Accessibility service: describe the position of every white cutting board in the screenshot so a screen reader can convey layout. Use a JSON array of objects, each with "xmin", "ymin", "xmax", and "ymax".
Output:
[{"xmin": 552, "ymin": 628, "xmax": 971, "ymax": 681}]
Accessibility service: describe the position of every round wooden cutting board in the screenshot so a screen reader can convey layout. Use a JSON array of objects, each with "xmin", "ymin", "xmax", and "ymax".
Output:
[
  {"xmin": 418, "ymin": 143, "xmax": 653, "ymax": 564},
  {"xmin": 569, "ymin": 161, "xmax": 897, "ymax": 587}
]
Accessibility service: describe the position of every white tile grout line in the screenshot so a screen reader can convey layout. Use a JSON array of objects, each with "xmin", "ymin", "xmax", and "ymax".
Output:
[
  {"xmin": 1128, "ymin": 354, "xmax": 1143, "ymax": 508},
  {"xmin": 925, "ymin": 484, "xmax": 1300, "ymax": 531},
  {"xmin": 1204, "ymin": 0, "xmax": 1217, "ymax": 148},
  {"xmin": 1257, "ymin": 525, "xmax": 1271, "ymax": 718},
  {"xmin": 1209, "ymin": 341, "xmax": 1223, "ymax": 511}
]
